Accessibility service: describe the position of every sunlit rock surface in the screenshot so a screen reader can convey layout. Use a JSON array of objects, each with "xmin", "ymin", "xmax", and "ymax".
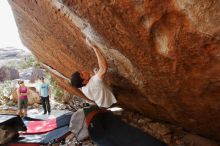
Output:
[{"xmin": 8, "ymin": 0, "xmax": 220, "ymax": 140}]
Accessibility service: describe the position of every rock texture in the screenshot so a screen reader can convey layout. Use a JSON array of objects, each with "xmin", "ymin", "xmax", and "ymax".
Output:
[
  {"xmin": 8, "ymin": 0, "xmax": 220, "ymax": 141},
  {"xmin": 0, "ymin": 66, "xmax": 19, "ymax": 82},
  {"xmin": 29, "ymin": 68, "xmax": 45, "ymax": 82}
]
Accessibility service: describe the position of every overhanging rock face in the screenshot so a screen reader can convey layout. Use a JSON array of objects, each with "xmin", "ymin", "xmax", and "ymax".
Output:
[{"xmin": 8, "ymin": 0, "xmax": 220, "ymax": 140}]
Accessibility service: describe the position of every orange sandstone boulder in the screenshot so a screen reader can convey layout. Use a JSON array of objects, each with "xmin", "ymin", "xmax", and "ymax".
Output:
[{"xmin": 8, "ymin": 0, "xmax": 220, "ymax": 141}]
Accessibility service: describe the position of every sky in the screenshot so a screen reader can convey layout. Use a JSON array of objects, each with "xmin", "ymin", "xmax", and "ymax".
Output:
[{"xmin": 0, "ymin": 0, "xmax": 27, "ymax": 50}]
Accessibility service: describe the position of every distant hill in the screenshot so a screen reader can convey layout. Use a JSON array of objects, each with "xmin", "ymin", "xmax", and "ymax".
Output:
[{"xmin": 0, "ymin": 47, "xmax": 31, "ymax": 67}]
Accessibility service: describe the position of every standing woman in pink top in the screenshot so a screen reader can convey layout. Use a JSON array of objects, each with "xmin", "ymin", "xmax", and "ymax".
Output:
[{"xmin": 17, "ymin": 80, "xmax": 29, "ymax": 117}]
